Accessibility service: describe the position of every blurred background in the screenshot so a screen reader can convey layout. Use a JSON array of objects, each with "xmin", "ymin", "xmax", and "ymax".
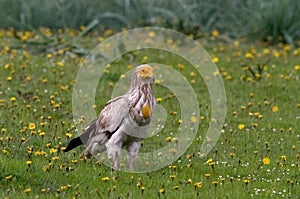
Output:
[{"xmin": 0, "ymin": 0, "xmax": 300, "ymax": 45}]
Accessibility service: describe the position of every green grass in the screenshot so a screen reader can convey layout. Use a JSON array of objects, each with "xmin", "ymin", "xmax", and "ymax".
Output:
[
  {"xmin": 1, "ymin": 0, "xmax": 300, "ymax": 43},
  {"xmin": 0, "ymin": 29, "xmax": 299, "ymax": 198}
]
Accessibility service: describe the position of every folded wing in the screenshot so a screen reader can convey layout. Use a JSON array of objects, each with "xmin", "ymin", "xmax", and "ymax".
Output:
[{"xmin": 82, "ymin": 96, "xmax": 130, "ymax": 156}]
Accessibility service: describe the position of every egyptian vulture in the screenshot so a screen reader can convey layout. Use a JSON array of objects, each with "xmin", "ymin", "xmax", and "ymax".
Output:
[{"xmin": 64, "ymin": 64, "xmax": 156, "ymax": 170}]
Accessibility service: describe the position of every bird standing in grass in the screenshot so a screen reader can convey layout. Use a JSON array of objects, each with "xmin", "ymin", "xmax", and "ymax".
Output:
[{"xmin": 64, "ymin": 64, "xmax": 156, "ymax": 170}]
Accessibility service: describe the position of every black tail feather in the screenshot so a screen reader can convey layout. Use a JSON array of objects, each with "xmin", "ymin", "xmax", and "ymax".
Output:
[{"xmin": 64, "ymin": 137, "xmax": 83, "ymax": 152}]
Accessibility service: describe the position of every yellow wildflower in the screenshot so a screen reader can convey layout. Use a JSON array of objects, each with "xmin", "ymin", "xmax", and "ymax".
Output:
[
  {"xmin": 272, "ymin": 105, "xmax": 278, "ymax": 113},
  {"xmin": 26, "ymin": 160, "xmax": 32, "ymax": 165},
  {"xmin": 173, "ymin": 185, "xmax": 180, "ymax": 190},
  {"xmin": 229, "ymin": 153, "xmax": 236, "ymax": 158},
  {"xmin": 212, "ymin": 57, "xmax": 219, "ymax": 63},
  {"xmin": 204, "ymin": 173, "xmax": 211, "ymax": 178},
  {"xmin": 24, "ymin": 188, "xmax": 31, "ymax": 193},
  {"xmin": 263, "ymin": 48, "xmax": 270, "ymax": 54},
  {"xmin": 65, "ymin": 133, "xmax": 72, "ymax": 138},
  {"xmin": 101, "ymin": 177, "xmax": 109, "ymax": 181},
  {"xmin": 28, "ymin": 123, "xmax": 36, "ymax": 130},
  {"xmin": 156, "ymin": 97, "xmax": 162, "ymax": 103},
  {"xmin": 263, "ymin": 157, "xmax": 270, "ymax": 165},
  {"xmin": 212, "ymin": 181, "xmax": 219, "ymax": 186},
  {"xmin": 169, "ymin": 175, "xmax": 176, "ymax": 180},
  {"xmin": 6, "ymin": 175, "xmax": 12, "ymax": 180},
  {"xmin": 245, "ymin": 53, "xmax": 254, "ymax": 59},
  {"xmin": 212, "ymin": 30, "xmax": 219, "ymax": 37},
  {"xmin": 194, "ymin": 182, "xmax": 203, "ymax": 188},
  {"xmin": 57, "ymin": 61, "xmax": 64, "ymax": 67},
  {"xmin": 281, "ymin": 155, "xmax": 287, "ymax": 161},
  {"xmin": 49, "ymin": 148, "xmax": 57, "ymax": 154},
  {"xmin": 10, "ymin": 97, "xmax": 16, "ymax": 101},
  {"xmin": 238, "ymin": 124, "xmax": 245, "ymax": 130},
  {"xmin": 206, "ymin": 158, "xmax": 213, "ymax": 164},
  {"xmin": 191, "ymin": 116, "xmax": 197, "ymax": 123},
  {"xmin": 148, "ymin": 31, "xmax": 156, "ymax": 38}
]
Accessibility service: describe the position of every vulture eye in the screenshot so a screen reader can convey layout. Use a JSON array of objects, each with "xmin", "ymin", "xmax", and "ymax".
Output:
[{"xmin": 139, "ymin": 66, "xmax": 153, "ymax": 78}]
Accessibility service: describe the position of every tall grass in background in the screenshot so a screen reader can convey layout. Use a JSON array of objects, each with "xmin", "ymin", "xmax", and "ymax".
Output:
[
  {"xmin": 0, "ymin": 0, "xmax": 300, "ymax": 44},
  {"xmin": 0, "ymin": 0, "xmax": 100, "ymax": 29},
  {"xmin": 224, "ymin": 0, "xmax": 300, "ymax": 45}
]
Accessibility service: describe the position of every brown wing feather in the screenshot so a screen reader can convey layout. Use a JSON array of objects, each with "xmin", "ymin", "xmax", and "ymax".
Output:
[{"xmin": 85, "ymin": 96, "xmax": 130, "ymax": 147}]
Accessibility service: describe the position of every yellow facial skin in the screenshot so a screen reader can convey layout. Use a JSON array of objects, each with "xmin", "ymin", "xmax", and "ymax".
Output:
[{"xmin": 139, "ymin": 67, "xmax": 153, "ymax": 78}]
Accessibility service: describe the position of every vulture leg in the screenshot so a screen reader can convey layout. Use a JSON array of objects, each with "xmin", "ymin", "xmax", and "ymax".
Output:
[{"xmin": 113, "ymin": 151, "xmax": 119, "ymax": 170}]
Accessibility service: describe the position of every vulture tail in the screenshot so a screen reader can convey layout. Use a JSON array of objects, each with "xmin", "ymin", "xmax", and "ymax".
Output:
[{"xmin": 64, "ymin": 137, "xmax": 83, "ymax": 152}]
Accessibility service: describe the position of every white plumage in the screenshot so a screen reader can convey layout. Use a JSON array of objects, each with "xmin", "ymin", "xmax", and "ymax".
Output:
[{"xmin": 65, "ymin": 64, "xmax": 156, "ymax": 170}]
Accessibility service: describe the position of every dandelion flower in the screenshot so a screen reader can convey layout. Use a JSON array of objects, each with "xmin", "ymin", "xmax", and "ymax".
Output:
[
  {"xmin": 101, "ymin": 177, "xmax": 109, "ymax": 181},
  {"xmin": 6, "ymin": 175, "xmax": 12, "ymax": 180},
  {"xmin": 28, "ymin": 123, "xmax": 36, "ymax": 130},
  {"xmin": 194, "ymin": 182, "xmax": 203, "ymax": 188},
  {"xmin": 212, "ymin": 30, "xmax": 219, "ymax": 37},
  {"xmin": 39, "ymin": 132, "xmax": 46, "ymax": 137},
  {"xmin": 273, "ymin": 51, "xmax": 280, "ymax": 58},
  {"xmin": 2, "ymin": 149, "xmax": 9, "ymax": 155},
  {"xmin": 173, "ymin": 185, "xmax": 180, "ymax": 190},
  {"xmin": 156, "ymin": 97, "xmax": 162, "ymax": 103},
  {"xmin": 142, "ymin": 56, "xmax": 148, "ymax": 63},
  {"xmin": 272, "ymin": 105, "xmax": 279, "ymax": 113},
  {"xmin": 178, "ymin": 63, "xmax": 185, "ymax": 69},
  {"xmin": 148, "ymin": 31, "xmax": 156, "ymax": 38},
  {"xmin": 57, "ymin": 61, "xmax": 64, "ymax": 67},
  {"xmin": 191, "ymin": 116, "xmax": 197, "ymax": 123},
  {"xmin": 281, "ymin": 155, "xmax": 287, "ymax": 161},
  {"xmin": 24, "ymin": 188, "xmax": 31, "ymax": 193},
  {"xmin": 10, "ymin": 97, "xmax": 16, "ymax": 101},
  {"xmin": 212, "ymin": 57, "xmax": 219, "ymax": 63},
  {"xmin": 169, "ymin": 175, "xmax": 176, "ymax": 180},
  {"xmin": 206, "ymin": 158, "xmax": 213, "ymax": 164},
  {"xmin": 243, "ymin": 179, "xmax": 250, "ymax": 185},
  {"xmin": 212, "ymin": 181, "xmax": 219, "ymax": 186},
  {"xmin": 229, "ymin": 153, "xmax": 236, "ymax": 158},
  {"xmin": 52, "ymin": 156, "xmax": 59, "ymax": 161},
  {"xmin": 26, "ymin": 160, "xmax": 32, "ymax": 165},
  {"xmin": 49, "ymin": 148, "xmax": 57, "ymax": 154},
  {"xmin": 238, "ymin": 124, "xmax": 245, "ymax": 130},
  {"xmin": 263, "ymin": 157, "xmax": 270, "ymax": 165},
  {"xmin": 245, "ymin": 53, "xmax": 254, "ymax": 59},
  {"xmin": 263, "ymin": 48, "xmax": 270, "ymax": 54}
]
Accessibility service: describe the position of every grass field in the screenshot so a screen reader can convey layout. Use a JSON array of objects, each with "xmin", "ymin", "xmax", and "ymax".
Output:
[{"xmin": 0, "ymin": 28, "xmax": 299, "ymax": 198}]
